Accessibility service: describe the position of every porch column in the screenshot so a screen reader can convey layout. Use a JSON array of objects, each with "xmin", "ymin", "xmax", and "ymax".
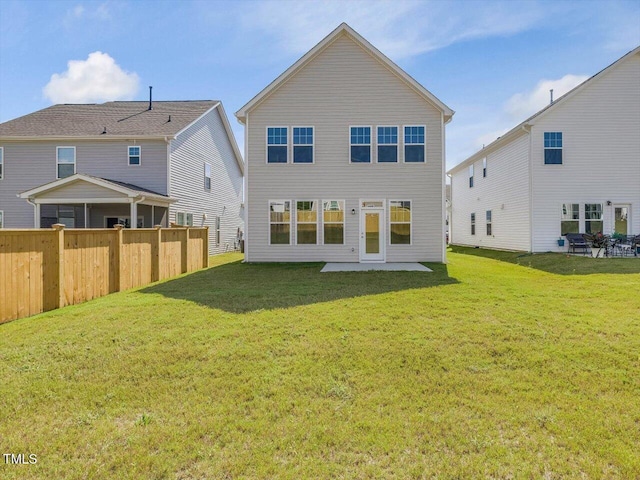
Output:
[
  {"xmin": 130, "ymin": 200, "xmax": 137, "ymax": 229},
  {"xmin": 84, "ymin": 203, "xmax": 88, "ymax": 228},
  {"xmin": 35, "ymin": 203, "xmax": 41, "ymax": 228}
]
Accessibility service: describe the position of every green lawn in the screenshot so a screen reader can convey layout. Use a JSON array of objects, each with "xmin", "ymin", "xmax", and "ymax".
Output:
[{"xmin": 1, "ymin": 249, "xmax": 639, "ymax": 479}]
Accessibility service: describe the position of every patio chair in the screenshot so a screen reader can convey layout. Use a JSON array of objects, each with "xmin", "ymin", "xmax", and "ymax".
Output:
[
  {"xmin": 632, "ymin": 235, "xmax": 640, "ymax": 257},
  {"xmin": 566, "ymin": 233, "xmax": 589, "ymax": 255},
  {"xmin": 613, "ymin": 235, "xmax": 634, "ymax": 257}
]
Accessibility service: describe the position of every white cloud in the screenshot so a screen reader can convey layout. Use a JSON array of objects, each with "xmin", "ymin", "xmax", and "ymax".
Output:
[
  {"xmin": 67, "ymin": 2, "xmax": 111, "ymax": 21},
  {"xmin": 238, "ymin": 0, "xmax": 546, "ymax": 59},
  {"xmin": 43, "ymin": 51, "xmax": 139, "ymax": 104},
  {"xmin": 505, "ymin": 74, "xmax": 590, "ymax": 120}
]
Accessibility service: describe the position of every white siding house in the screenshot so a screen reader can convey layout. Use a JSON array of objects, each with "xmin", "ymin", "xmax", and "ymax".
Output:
[
  {"xmin": 236, "ymin": 23, "xmax": 454, "ymax": 263},
  {"xmin": 448, "ymin": 46, "xmax": 640, "ymax": 252},
  {"xmin": 0, "ymin": 101, "xmax": 244, "ymax": 255}
]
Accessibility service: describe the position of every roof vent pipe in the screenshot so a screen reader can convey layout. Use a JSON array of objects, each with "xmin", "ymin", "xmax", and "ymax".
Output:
[
  {"xmin": 148, "ymin": 86, "xmax": 153, "ymax": 110},
  {"xmin": 550, "ymin": 89, "xmax": 554, "ymax": 104}
]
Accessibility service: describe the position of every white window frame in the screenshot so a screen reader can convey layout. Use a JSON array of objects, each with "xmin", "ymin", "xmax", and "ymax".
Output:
[
  {"xmin": 295, "ymin": 200, "xmax": 318, "ymax": 245},
  {"xmin": 204, "ymin": 162, "xmax": 212, "ymax": 190},
  {"xmin": 215, "ymin": 216, "xmax": 220, "ymax": 245},
  {"xmin": 560, "ymin": 203, "xmax": 579, "ymax": 235},
  {"xmin": 482, "ymin": 157, "xmax": 487, "ymax": 178},
  {"xmin": 402, "ymin": 125, "xmax": 426, "ymax": 163},
  {"xmin": 585, "ymin": 203, "xmax": 603, "ymax": 234},
  {"xmin": 349, "ymin": 126, "xmax": 372, "ymax": 164},
  {"xmin": 486, "ymin": 210, "xmax": 492, "ymax": 236},
  {"xmin": 377, "ymin": 126, "xmax": 399, "ymax": 163},
  {"xmin": 269, "ymin": 200, "xmax": 291, "ymax": 245},
  {"xmin": 176, "ymin": 212, "xmax": 185, "ymax": 226},
  {"xmin": 266, "ymin": 126, "xmax": 289, "ymax": 164},
  {"xmin": 389, "ymin": 200, "xmax": 412, "ymax": 246},
  {"xmin": 544, "ymin": 131, "xmax": 563, "ymax": 165},
  {"xmin": 469, "ymin": 164, "xmax": 474, "ymax": 188},
  {"xmin": 0, "ymin": 210, "xmax": 3, "ymax": 228},
  {"xmin": 292, "ymin": 126, "xmax": 314, "ymax": 164},
  {"xmin": 471, "ymin": 212, "xmax": 476, "ymax": 235},
  {"xmin": 0, "ymin": 146, "xmax": 3, "ymax": 180},
  {"xmin": 56, "ymin": 146, "xmax": 76, "ymax": 179},
  {"xmin": 322, "ymin": 199, "xmax": 345, "ymax": 245},
  {"xmin": 128, "ymin": 145, "xmax": 141, "ymax": 166}
]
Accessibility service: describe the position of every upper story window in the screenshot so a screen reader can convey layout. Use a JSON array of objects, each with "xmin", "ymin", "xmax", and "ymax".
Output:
[
  {"xmin": 404, "ymin": 126, "xmax": 425, "ymax": 162},
  {"xmin": 561, "ymin": 203, "xmax": 579, "ymax": 235},
  {"xmin": 293, "ymin": 127, "xmax": 314, "ymax": 163},
  {"xmin": 544, "ymin": 132, "xmax": 563, "ymax": 164},
  {"xmin": 350, "ymin": 126, "xmax": 371, "ymax": 163},
  {"xmin": 377, "ymin": 126, "xmax": 398, "ymax": 163},
  {"xmin": 128, "ymin": 146, "xmax": 141, "ymax": 166},
  {"xmin": 0, "ymin": 147, "xmax": 3, "ymax": 179},
  {"xmin": 57, "ymin": 146, "xmax": 76, "ymax": 179},
  {"xmin": 482, "ymin": 157, "xmax": 487, "ymax": 177},
  {"xmin": 469, "ymin": 164, "xmax": 474, "ymax": 188},
  {"xmin": 267, "ymin": 127, "xmax": 288, "ymax": 163},
  {"xmin": 204, "ymin": 162, "xmax": 212, "ymax": 190}
]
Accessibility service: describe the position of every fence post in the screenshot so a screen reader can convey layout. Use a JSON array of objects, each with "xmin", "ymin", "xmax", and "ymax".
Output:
[
  {"xmin": 52, "ymin": 224, "xmax": 65, "ymax": 308},
  {"xmin": 114, "ymin": 224, "xmax": 124, "ymax": 291},
  {"xmin": 152, "ymin": 225, "xmax": 162, "ymax": 282},
  {"xmin": 181, "ymin": 227, "xmax": 189, "ymax": 273},
  {"xmin": 203, "ymin": 226, "xmax": 210, "ymax": 268}
]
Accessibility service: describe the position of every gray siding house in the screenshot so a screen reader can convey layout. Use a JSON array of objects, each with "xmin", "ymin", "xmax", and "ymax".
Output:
[
  {"xmin": 236, "ymin": 23, "xmax": 454, "ymax": 263},
  {"xmin": 0, "ymin": 100, "xmax": 244, "ymax": 255},
  {"xmin": 448, "ymin": 46, "xmax": 640, "ymax": 252}
]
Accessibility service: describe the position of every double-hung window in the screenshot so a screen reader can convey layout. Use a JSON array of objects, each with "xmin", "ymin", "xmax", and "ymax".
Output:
[
  {"xmin": 390, "ymin": 200, "xmax": 411, "ymax": 244},
  {"xmin": 296, "ymin": 201, "xmax": 317, "ymax": 244},
  {"xmin": 0, "ymin": 147, "xmax": 3, "ymax": 179},
  {"xmin": 267, "ymin": 127, "xmax": 288, "ymax": 163},
  {"xmin": 293, "ymin": 127, "xmax": 313, "ymax": 163},
  {"xmin": 128, "ymin": 146, "xmax": 141, "ymax": 166},
  {"xmin": 377, "ymin": 126, "xmax": 398, "ymax": 163},
  {"xmin": 561, "ymin": 203, "xmax": 579, "ymax": 234},
  {"xmin": 471, "ymin": 213, "xmax": 476, "ymax": 235},
  {"xmin": 0, "ymin": 211, "xmax": 3, "ymax": 228},
  {"xmin": 57, "ymin": 146, "xmax": 76, "ymax": 179},
  {"xmin": 486, "ymin": 210, "xmax": 492, "ymax": 236},
  {"xmin": 469, "ymin": 164, "xmax": 474, "ymax": 188},
  {"xmin": 544, "ymin": 132, "xmax": 563, "ymax": 164},
  {"xmin": 482, "ymin": 157, "xmax": 487, "ymax": 177},
  {"xmin": 404, "ymin": 126, "xmax": 425, "ymax": 162},
  {"xmin": 215, "ymin": 216, "xmax": 220, "ymax": 245},
  {"xmin": 204, "ymin": 162, "xmax": 212, "ymax": 190},
  {"xmin": 323, "ymin": 200, "xmax": 344, "ymax": 244},
  {"xmin": 270, "ymin": 200, "xmax": 291, "ymax": 244},
  {"xmin": 585, "ymin": 203, "xmax": 603, "ymax": 234},
  {"xmin": 350, "ymin": 127, "xmax": 371, "ymax": 163}
]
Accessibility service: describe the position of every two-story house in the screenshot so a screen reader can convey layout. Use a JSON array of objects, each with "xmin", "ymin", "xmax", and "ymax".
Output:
[
  {"xmin": 235, "ymin": 23, "xmax": 454, "ymax": 263},
  {"xmin": 447, "ymin": 46, "xmax": 639, "ymax": 252},
  {"xmin": 0, "ymin": 100, "xmax": 244, "ymax": 254}
]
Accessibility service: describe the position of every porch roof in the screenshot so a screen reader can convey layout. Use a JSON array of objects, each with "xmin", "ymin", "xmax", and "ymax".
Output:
[{"xmin": 18, "ymin": 173, "xmax": 176, "ymax": 207}]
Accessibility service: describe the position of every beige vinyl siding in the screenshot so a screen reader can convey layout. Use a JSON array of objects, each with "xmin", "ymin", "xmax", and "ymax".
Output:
[
  {"xmin": 0, "ymin": 140, "xmax": 167, "ymax": 228},
  {"xmin": 450, "ymin": 133, "xmax": 531, "ymax": 251},
  {"xmin": 531, "ymin": 51, "xmax": 640, "ymax": 252},
  {"xmin": 37, "ymin": 182, "xmax": 125, "ymax": 200},
  {"xmin": 170, "ymin": 107, "xmax": 244, "ymax": 255},
  {"xmin": 246, "ymin": 33, "xmax": 445, "ymax": 262}
]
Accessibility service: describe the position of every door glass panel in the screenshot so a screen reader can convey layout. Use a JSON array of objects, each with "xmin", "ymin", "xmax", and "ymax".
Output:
[
  {"xmin": 615, "ymin": 207, "xmax": 628, "ymax": 235},
  {"xmin": 365, "ymin": 212, "xmax": 380, "ymax": 254}
]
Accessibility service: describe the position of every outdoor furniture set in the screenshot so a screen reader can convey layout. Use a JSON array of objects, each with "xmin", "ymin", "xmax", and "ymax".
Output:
[{"xmin": 565, "ymin": 233, "xmax": 640, "ymax": 258}]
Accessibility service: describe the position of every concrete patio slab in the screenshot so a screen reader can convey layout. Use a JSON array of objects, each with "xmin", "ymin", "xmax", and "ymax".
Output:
[{"xmin": 321, "ymin": 262, "xmax": 432, "ymax": 272}]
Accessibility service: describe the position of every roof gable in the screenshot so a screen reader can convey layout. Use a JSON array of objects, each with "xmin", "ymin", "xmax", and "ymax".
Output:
[
  {"xmin": 448, "ymin": 45, "xmax": 640, "ymax": 175},
  {"xmin": 235, "ymin": 23, "xmax": 454, "ymax": 123}
]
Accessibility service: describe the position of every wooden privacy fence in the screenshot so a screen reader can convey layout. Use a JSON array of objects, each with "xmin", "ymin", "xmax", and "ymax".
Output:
[{"xmin": 0, "ymin": 225, "xmax": 209, "ymax": 323}]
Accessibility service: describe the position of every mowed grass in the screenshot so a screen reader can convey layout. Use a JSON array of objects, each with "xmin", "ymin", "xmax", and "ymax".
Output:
[{"xmin": 1, "ymin": 250, "xmax": 639, "ymax": 479}]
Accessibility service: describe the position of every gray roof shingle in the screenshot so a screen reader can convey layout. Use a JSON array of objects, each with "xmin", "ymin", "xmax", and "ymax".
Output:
[{"xmin": 0, "ymin": 100, "xmax": 218, "ymax": 137}]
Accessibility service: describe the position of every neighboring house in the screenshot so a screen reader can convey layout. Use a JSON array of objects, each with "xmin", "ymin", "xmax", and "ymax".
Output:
[
  {"xmin": 448, "ymin": 46, "xmax": 640, "ymax": 252},
  {"xmin": 0, "ymin": 100, "xmax": 244, "ymax": 254},
  {"xmin": 235, "ymin": 23, "xmax": 454, "ymax": 263}
]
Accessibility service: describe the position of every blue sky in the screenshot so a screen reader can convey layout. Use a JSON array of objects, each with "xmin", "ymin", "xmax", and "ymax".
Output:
[{"xmin": 1, "ymin": 0, "xmax": 639, "ymax": 169}]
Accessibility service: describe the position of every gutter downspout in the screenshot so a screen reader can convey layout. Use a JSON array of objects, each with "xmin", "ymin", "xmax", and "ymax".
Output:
[
  {"xmin": 131, "ymin": 196, "xmax": 146, "ymax": 229},
  {"xmin": 25, "ymin": 197, "xmax": 40, "ymax": 228},
  {"xmin": 524, "ymin": 124, "xmax": 534, "ymax": 253}
]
